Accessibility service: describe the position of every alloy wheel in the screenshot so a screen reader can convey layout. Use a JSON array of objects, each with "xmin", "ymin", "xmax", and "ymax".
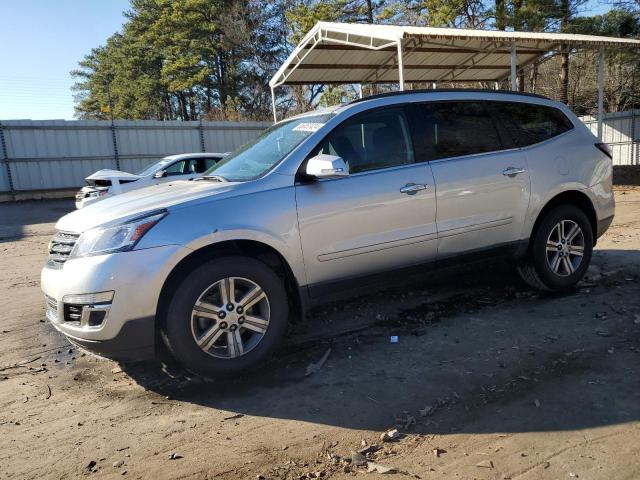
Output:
[
  {"xmin": 190, "ymin": 277, "xmax": 270, "ymax": 359},
  {"xmin": 545, "ymin": 219, "xmax": 585, "ymax": 277}
]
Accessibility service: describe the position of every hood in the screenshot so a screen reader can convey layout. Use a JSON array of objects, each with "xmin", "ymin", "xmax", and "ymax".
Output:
[
  {"xmin": 85, "ymin": 169, "xmax": 142, "ymax": 186},
  {"xmin": 56, "ymin": 179, "xmax": 237, "ymax": 233}
]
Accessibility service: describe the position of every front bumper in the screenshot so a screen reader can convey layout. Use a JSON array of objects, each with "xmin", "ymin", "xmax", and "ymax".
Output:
[
  {"xmin": 60, "ymin": 316, "xmax": 156, "ymax": 361},
  {"xmin": 597, "ymin": 214, "xmax": 614, "ymax": 239},
  {"xmin": 41, "ymin": 244, "xmax": 191, "ymax": 360}
]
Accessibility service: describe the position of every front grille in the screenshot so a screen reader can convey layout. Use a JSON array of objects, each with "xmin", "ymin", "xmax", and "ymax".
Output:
[
  {"xmin": 47, "ymin": 231, "xmax": 80, "ymax": 268},
  {"xmin": 44, "ymin": 294, "xmax": 58, "ymax": 322}
]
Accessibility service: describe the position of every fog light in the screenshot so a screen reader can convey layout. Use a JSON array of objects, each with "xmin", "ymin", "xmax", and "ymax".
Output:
[
  {"xmin": 62, "ymin": 291, "xmax": 114, "ymax": 304},
  {"xmin": 62, "ymin": 292, "xmax": 113, "ymax": 328},
  {"xmin": 87, "ymin": 309, "xmax": 107, "ymax": 327}
]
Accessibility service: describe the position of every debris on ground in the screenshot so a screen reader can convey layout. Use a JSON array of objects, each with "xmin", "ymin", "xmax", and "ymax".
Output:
[
  {"xmin": 433, "ymin": 448, "xmax": 445, "ymax": 457},
  {"xmin": 222, "ymin": 413, "xmax": 244, "ymax": 421},
  {"xmin": 534, "ymin": 399, "xmax": 541, "ymax": 408},
  {"xmin": 113, "ymin": 460, "xmax": 124, "ymax": 468},
  {"xmin": 367, "ymin": 462, "xmax": 397, "ymax": 474},
  {"xmin": 169, "ymin": 453, "xmax": 183, "ymax": 460},
  {"xmin": 390, "ymin": 336, "xmax": 398, "ymax": 343},
  {"xmin": 350, "ymin": 451, "xmax": 367, "ymax": 467},
  {"xmin": 305, "ymin": 348, "xmax": 331, "ymax": 376},
  {"xmin": 419, "ymin": 405, "xmax": 435, "ymax": 417},
  {"xmin": 395, "ymin": 413, "xmax": 416, "ymax": 430},
  {"xmin": 358, "ymin": 444, "xmax": 381, "ymax": 455},
  {"xmin": 476, "ymin": 459, "xmax": 494, "ymax": 468},
  {"xmin": 85, "ymin": 460, "xmax": 97, "ymax": 472},
  {"xmin": 380, "ymin": 429, "xmax": 400, "ymax": 442}
]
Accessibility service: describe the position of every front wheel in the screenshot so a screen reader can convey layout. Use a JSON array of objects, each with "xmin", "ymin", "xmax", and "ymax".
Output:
[
  {"xmin": 161, "ymin": 256, "xmax": 289, "ymax": 377},
  {"xmin": 517, "ymin": 205, "xmax": 593, "ymax": 291}
]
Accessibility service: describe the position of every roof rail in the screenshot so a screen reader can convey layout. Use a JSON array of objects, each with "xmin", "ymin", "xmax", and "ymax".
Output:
[{"xmin": 348, "ymin": 88, "xmax": 552, "ymax": 105}]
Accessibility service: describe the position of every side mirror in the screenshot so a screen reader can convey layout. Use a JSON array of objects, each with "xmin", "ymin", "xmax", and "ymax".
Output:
[
  {"xmin": 153, "ymin": 170, "xmax": 167, "ymax": 179},
  {"xmin": 305, "ymin": 154, "xmax": 349, "ymax": 179}
]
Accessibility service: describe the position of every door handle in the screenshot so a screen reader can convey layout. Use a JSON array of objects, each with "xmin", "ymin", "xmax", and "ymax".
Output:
[
  {"xmin": 400, "ymin": 183, "xmax": 428, "ymax": 195},
  {"xmin": 502, "ymin": 167, "xmax": 526, "ymax": 177}
]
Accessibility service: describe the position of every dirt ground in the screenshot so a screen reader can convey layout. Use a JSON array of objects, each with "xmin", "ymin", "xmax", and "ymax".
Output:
[{"xmin": 1, "ymin": 188, "xmax": 639, "ymax": 480}]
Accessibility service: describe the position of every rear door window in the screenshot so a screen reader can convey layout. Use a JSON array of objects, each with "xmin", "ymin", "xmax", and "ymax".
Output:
[
  {"xmin": 187, "ymin": 158, "xmax": 213, "ymax": 174},
  {"xmin": 417, "ymin": 102, "xmax": 504, "ymax": 161},
  {"xmin": 490, "ymin": 102, "xmax": 574, "ymax": 147}
]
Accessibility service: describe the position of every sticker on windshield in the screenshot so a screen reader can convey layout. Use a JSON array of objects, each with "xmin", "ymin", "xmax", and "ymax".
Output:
[{"xmin": 293, "ymin": 122, "xmax": 325, "ymax": 133}]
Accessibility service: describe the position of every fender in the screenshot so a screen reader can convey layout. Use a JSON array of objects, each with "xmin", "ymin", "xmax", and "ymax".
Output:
[{"xmin": 182, "ymin": 227, "xmax": 307, "ymax": 288}]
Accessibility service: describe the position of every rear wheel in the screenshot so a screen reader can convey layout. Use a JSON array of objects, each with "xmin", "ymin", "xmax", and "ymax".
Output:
[
  {"xmin": 161, "ymin": 256, "xmax": 289, "ymax": 377},
  {"xmin": 517, "ymin": 205, "xmax": 593, "ymax": 291}
]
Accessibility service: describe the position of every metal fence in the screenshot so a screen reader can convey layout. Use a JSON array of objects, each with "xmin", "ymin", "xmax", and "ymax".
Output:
[
  {"xmin": 1, "ymin": 111, "xmax": 638, "ymax": 200},
  {"xmin": 580, "ymin": 110, "xmax": 640, "ymax": 166},
  {"xmin": 0, "ymin": 119, "xmax": 270, "ymax": 198}
]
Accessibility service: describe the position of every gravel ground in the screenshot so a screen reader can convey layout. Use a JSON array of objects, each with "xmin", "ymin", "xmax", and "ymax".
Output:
[{"xmin": 1, "ymin": 188, "xmax": 639, "ymax": 480}]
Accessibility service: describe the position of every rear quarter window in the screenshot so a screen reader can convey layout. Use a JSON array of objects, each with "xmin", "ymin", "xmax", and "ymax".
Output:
[{"xmin": 491, "ymin": 102, "xmax": 574, "ymax": 147}]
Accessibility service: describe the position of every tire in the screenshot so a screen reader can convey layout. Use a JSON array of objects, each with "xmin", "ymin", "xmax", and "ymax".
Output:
[
  {"xmin": 517, "ymin": 205, "xmax": 593, "ymax": 292},
  {"xmin": 160, "ymin": 256, "xmax": 289, "ymax": 378}
]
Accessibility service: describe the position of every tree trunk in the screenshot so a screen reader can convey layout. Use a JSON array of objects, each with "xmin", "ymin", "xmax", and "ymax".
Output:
[
  {"xmin": 559, "ymin": 0, "xmax": 570, "ymax": 104},
  {"xmin": 365, "ymin": 0, "xmax": 374, "ymax": 23},
  {"xmin": 178, "ymin": 93, "xmax": 189, "ymax": 121},
  {"xmin": 530, "ymin": 63, "xmax": 538, "ymax": 93},
  {"xmin": 518, "ymin": 70, "xmax": 525, "ymax": 92},
  {"xmin": 495, "ymin": 0, "xmax": 506, "ymax": 30},
  {"xmin": 560, "ymin": 48, "xmax": 570, "ymax": 104},
  {"xmin": 189, "ymin": 90, "xmax": 197, "ymax": 120}
]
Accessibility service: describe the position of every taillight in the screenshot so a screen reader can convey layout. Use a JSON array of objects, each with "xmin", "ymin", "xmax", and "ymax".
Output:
[{"xmin": 595, "ymin": 142, "xmax": 612, "ymax": 159}]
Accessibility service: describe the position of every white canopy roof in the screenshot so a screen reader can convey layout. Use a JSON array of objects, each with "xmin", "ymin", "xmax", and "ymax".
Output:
[{"xmin": 270, "ymin": 21, "xmax": 640, "ymax": 86}]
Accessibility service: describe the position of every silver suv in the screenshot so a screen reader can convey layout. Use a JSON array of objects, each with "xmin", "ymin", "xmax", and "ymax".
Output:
[{"xmin": 41, "ymin": 90, "xmax": 614, "ymax": 377}]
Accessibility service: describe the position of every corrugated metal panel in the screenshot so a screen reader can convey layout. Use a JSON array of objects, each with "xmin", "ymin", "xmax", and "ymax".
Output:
[
  {"xmin": 202, "ymin": 121, "xmax": 268, "ymax": 152},
  {"xmin": 3, "ymin": 120, "xmax": 117, "ymax": 190},
  {"xmin": 0, "ymin": 164, "xmax": 10, "ymax": 192},
  {"xmin": 116, "ymin": 120, "xmax": 201, "ymax": 157},
  {"xmin": 580, "ymin": 110, "xmax": 639, "ymax": 166},
  {"xmin": 0, "ymin": 119, "xmax": 270, "ymax": 193}
]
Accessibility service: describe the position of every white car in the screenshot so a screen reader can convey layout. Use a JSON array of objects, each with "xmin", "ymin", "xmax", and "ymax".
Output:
[{"xmin": 75, "ymin": 153, "xmax": 225, "ymax": 209}]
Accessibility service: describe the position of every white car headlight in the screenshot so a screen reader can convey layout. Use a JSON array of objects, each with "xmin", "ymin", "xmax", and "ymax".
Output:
[{"xmin": 70, "ymin": 211, "xmax": 167, "ymax": 258}]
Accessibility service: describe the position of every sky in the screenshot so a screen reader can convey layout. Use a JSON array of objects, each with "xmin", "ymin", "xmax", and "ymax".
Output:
[
  {"xmin": 0, "ymin": 0, "xmax": 614, "ymax": 120},
  {"xmin": 0, "ymin": 0, "xmax": 129, "ymax": 120}
]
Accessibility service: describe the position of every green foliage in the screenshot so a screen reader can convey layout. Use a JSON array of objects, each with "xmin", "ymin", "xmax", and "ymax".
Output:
[
  {"xmin": 72, "ymin": 0, "xmax": 640, "ymax": 120},
  {"xmin": 73, "ymin": 0, "xmax": 287, "ymax": 120}
]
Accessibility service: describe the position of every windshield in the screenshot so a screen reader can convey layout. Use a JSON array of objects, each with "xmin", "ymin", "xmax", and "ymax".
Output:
[
  {"xmin": 136, "ymin": 158, "xmax": 171, "ymax": 176},
  {"xmin": 203, "ymin": 114, "xmax": 333, "ymax": 181}
]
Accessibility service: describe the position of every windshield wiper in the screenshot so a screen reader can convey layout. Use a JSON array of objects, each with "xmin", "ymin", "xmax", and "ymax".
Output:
[{"xmin": 197, "ymin": 175, "xmax": 227, "ymax": 182}]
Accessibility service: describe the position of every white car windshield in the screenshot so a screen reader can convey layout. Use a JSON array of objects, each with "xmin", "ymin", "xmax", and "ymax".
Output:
[
  {"xmin": 136, "ymin": 158, "xmax": 171, "ymax": 177},
  {"xmin": 203, "ymin": 114, "xmax": 333, "ymax": 181}
]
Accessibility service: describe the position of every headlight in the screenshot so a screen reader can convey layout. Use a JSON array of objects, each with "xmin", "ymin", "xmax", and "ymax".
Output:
[{"xmin": 70, "ymin": 210, "xmax": 167, "ymax": 258}]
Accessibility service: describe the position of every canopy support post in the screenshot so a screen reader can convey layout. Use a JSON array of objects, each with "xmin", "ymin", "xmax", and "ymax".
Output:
[
  {"xmin": 397, "ymin": 39, "xmax": 405, "ymax": 91},
  {"xmin": 510, "ymin": 42, "xmax": 517, "ymax": 91},
  {"xmin": 271, "ymin": 86, "xmax": 277, "ymax": 123},
  {"xmin": 357, "ymin": 84, "xmax": 363, "ymax": 99},
  {"xmin": 597, "ymin": 47, "xmax": 605, "ymax": 140}
]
